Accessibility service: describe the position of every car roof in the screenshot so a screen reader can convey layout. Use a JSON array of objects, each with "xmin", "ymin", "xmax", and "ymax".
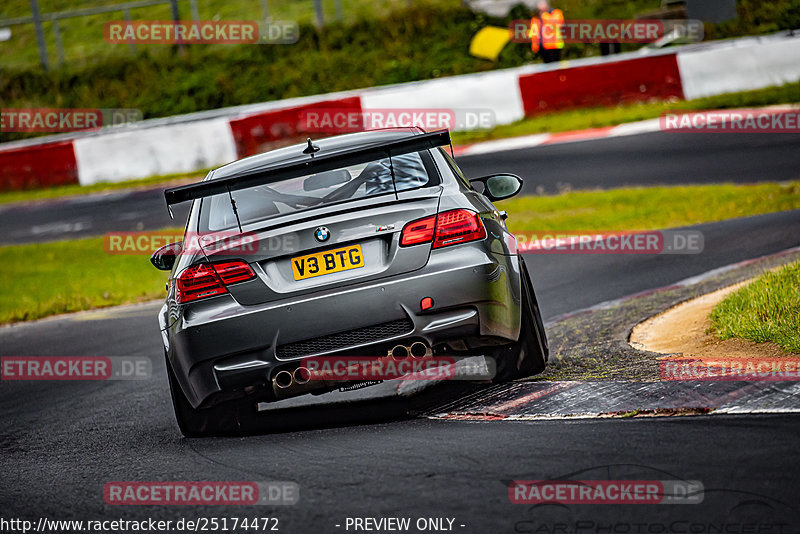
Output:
[{"xmin": 210, "ymin": 128, "xmax": 428, "ymax": 180}]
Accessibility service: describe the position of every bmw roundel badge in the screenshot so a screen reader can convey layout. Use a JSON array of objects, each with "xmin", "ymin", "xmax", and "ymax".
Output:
[{"xmin": 314, "ymin": 226, "xmax": 330, "ymax": 242}]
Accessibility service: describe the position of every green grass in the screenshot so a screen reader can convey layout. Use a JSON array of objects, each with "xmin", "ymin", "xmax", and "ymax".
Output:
[
  {"xmin": 2, "ymin": 0, "xmax": 799, "ymax": 144},
  {"xmin": 3, "ymin": 181, "xmax": 800, "ymax": 325},
  {"xmin": 709, "ymin": 261, "xmax": 800, "ymax": 353},
  {"xmin": 0, "ymin": 169, "xmax": 207, "ymax": 205},
  {"xmin": 3, "ymin": 0, "xmax": 797, "ymax": 70},
  {"xmin": 3, "ymin": 4, "xmax": 498, "ymax": 144},
  {"xmin": 451, "ymin": 81, "xmax": 800, "ymax": 145},
  {"xmin": 498, "ymin": 182, "xmax": 800, "ymax": 233},
  {"xmin": 0, "ymin": 0, "xmax": 459, "ymax": 69},
  {"xmin": 0, "ymin": 232, "xmax": 177, "ymax": 323}
]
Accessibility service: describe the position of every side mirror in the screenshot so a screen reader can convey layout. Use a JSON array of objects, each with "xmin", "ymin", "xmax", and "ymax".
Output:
[
  {"xmin": 150, "ymin": 242, "xmax": 182, "ymax": 271},
  {"xmin": 470, "ymin": 173, "xmax": 523, "ymax": 201}
]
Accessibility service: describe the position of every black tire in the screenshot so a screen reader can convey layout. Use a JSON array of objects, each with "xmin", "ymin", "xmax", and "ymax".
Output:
[
  {"xmin": 493, "ymin": 257, "xmax": 549, "ymax": 382},
  {"xmin": 165, "ymin": 355, "xmax": 258, "ymax": 437}
]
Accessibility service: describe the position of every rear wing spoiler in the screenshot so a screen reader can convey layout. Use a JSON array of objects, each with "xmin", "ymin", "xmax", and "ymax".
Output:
[{"xmin": 164, "ymin": 129, "xmax": 451, "ymax": 207}]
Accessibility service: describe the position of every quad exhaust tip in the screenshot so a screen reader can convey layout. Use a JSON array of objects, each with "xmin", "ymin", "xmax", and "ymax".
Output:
[
  {"xmin": 390, "ymin": 342, "xmax": 429, "ymax": 360},
  {"xmin": 275, "ymin": 342, "xmax": 432, "ymax": 392},
  {"xmin": 390, "ymin": 345, "xmax": 409, "ymax": 360},
  {"xmin": 274, "ymin": 367, "xmax": 311, "ymax": 389},
  {"xmin": 274, "ymin": 370, "xmax": 293, "ymax": 389},
  {"xmin": 293, "ymin": 367, "xmax": 310, "ymax": 385},
  {"xmin": 409, "ymin": 342, "xmax": 428, "ymax": 358}
]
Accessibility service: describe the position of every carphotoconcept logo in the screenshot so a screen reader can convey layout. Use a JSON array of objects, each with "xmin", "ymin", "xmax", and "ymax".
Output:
[
  {"xmin": 508, "ymin": 465, "xmax": 798, "ymax": 531},
  {"xmin": 515, "ymin": 230, "xmax": 704, "ymax": 255},
  {"xmin": 0, "ymin": 108, "xmax": 141, "ymax": 133}
]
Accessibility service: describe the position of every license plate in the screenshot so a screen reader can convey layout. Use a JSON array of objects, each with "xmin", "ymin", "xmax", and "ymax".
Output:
[{"xmin": 291, "ymin": 244, "xmax": 364, "ymax": 281}]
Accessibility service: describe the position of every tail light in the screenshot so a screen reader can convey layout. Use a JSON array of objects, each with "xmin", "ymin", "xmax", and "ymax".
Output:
[
  {"xmin": 400, "ymin": 216, "xmax": 436, "ymax": 246},
  {"xmin": 213, "ymin": 261, "xmax": 256, "ymax": 284},
  {"xmin": 432, "ymin": 209, "xmax": 487, "ymax": 248},
  {"xmin": 400, "ymin": 209, "xmax": 486, "ymax": 249},
  {"xmin": 176, "ymin": 260, "xmax": 255, "ymax": 303}
]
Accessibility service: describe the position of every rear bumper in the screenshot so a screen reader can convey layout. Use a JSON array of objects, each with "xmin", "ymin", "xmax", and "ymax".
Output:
[{"xmin": 163, "ymin": 246, "xmax": 522, "ymax": 408}]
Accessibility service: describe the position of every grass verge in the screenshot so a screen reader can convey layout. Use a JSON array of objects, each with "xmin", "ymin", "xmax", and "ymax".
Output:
[
  {"xmin": 709, "ymin": 261, "xmax": 800, "ymax": 353},
  {"xmin": 3, "ymin": 181, "xmax": 800, "ymax": 325},
  {"xmin": 0, "ymin": 232, "xmax": 178, "ymax": 324},
  {"xmin": 498, "ymin": 181, "xmax": 800, "ymax": 233},
  {"xmin": 451, "ymin": 81, "xmax": 800, "ymax": 145},
  {"xmin": 0, "ymin": 169, "xmax": 208, "ymax": 206}
]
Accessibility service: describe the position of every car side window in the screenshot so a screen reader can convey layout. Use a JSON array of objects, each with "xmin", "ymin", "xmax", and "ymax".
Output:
[{"xmin": 440, "ymin": 149, "xmax": 474, "ymax": 191}]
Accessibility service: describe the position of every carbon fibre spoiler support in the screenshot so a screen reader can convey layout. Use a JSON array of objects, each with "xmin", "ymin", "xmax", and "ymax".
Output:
[{"xmin": 164, "ymin": 129, "xmax": 451, "ymax": 208}]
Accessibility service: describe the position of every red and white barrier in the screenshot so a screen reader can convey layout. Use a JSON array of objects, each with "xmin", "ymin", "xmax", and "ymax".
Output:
[
  {"xmin": 73, "ymin": 117, "xmax": 237, "ymax": 185},
  {"xmin": 0, "ymin": 140, "xmax": 78, "ymax": 190},
  {"xmin": 677, "ymin": 36, "xmax": 800, "ymax": 99},
  {"xmin": 518, "ymin": 54, "xmax": 684, "ymax": 115},
  {"xmin": 1, "ymin": 31, "xmax": 798, "ymax": 191},
  {"xmin": 228, "ymin": 97, "xmax": 363, "ymax": 158}
]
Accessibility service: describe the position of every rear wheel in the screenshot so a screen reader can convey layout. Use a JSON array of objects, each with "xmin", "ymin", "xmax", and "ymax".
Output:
[
  {"xmin": 493, "ymin": 258, "xmax": 548, "ymax": 382},
  {"xmin": 165, "ymin": 355, "xmax": 258, "ymax": 437}
]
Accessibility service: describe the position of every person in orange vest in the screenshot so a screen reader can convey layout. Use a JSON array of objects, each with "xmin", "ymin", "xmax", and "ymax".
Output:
[{"xmin": 529, "ymin": 1, "xmax": 565, "ymax": 63}]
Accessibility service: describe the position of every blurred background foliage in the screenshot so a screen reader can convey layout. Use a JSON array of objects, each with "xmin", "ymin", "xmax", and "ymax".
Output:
[{"xmin": 1, "ymin": 0, "xmax": 798, "ymax": 142}]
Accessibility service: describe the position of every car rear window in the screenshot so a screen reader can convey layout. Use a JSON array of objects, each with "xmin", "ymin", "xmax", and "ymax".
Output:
[{"xmin": 200, "ymin": 150, "xmax": 438, "ymax": 232}]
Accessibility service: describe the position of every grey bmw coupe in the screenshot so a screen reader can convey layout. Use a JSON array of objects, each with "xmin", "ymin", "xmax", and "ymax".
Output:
[{"xmin": 152, "ymin": 128, "xmax": 548, "ymax": 436}]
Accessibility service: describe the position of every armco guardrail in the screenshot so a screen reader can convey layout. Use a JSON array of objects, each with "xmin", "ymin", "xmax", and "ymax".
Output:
[{"xmin": 1, "ymin": 31, "xmax": 799, "ymax": 191}]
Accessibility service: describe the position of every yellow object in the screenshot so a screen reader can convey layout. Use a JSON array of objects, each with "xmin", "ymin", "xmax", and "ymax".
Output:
[
  {"xmin": 469, "ymin": 26, "xmax": 511, "ymax": 61},
  {"xmin": 291, "ymin": 244, "xmax": 364, "ymax": 281}
]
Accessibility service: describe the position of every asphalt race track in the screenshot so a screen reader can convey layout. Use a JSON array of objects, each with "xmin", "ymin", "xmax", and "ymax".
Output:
[
  {"xmin": 1, "ymin": 131, "xmax": 799, "ymax": 245},
  {"xmin": 2, "ymin": 132, "xmax": 800, "ymax": 530},
  {"xmin": 458, "ymin": 131, "xmax": 800, "ymax": 194}
]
